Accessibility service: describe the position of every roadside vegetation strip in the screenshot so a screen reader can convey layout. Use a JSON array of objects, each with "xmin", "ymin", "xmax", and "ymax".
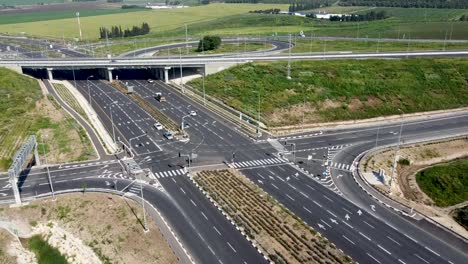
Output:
[
  {"xmin": 53, "ymin": 83, "xmax": 88, "ymax": 122},
  {"xmin": 288, "ymin": 38, "xmax": 468, "ymax": 54},
  {"xmin": 189, "ymin": 58, "xmax": 468, "ymax": 127},
  {"xmin": 110, "ymin": 81, "xmax": 181, "ymax": 134},
  {"xmin": 194, "ymin": 169, "xmax": 353, "ymax": 264},
  {"xmin": 26, "ymin": 234, "xmax": 67, "ymax": 264},
  {"xmin": 416, "ymin": 157, "xmax": 468, "ymax": 207}
]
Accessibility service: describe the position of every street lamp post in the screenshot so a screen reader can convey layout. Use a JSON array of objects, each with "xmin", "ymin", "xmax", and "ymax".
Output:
[
  {"xmin": 181, "ymin": 114, "xmax": 191, "ymax": 131},
  {"xmin": 202, "ymin": 67, "xmax": 206, "ymax": 106},
  {"xmin": 87, "ymin": 75, "xmax": 94, "ymax": 105},
  {"xmin": 253, "ymin": 89, "xmax": 261, "ymax": 138},
  {"xmin": 287, "ymin": 34, "xmax": 292, "ymax": 79},
  {"xmin": 390, "ymin": 110, "xmax": 404, "ymax": 187},
  {"xmin": 178, "ymin": 47, "xmax": 184, "ymax": 90},
  {"xmin": 41, "ymin": 135, "xmax": 56, "ymax": 201},
  {"xmin": 290, "ymin": 143, "xmax": 296, "ymax": 163},
  {"xmin": 109, "ymin": 101, "xmax": 118, "ymax": 144}
]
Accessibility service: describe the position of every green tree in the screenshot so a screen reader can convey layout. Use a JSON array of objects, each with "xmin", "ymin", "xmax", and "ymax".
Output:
[{"xmin": 197, "ymin": 36, "xmax": 222, "ymax": 52}]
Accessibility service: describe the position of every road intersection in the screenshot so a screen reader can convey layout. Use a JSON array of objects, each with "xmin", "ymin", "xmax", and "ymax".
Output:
[{"xmin": 1, "ymin": 74, "xmax": 468, "ymax": 263}]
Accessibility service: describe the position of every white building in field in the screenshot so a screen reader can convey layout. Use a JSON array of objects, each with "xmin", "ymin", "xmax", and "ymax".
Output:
[{"xmin": 145, "ymin": 5, "xmax": 189, "ymax": 9}]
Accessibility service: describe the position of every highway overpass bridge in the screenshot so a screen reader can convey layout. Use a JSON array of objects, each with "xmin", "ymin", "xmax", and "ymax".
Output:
[{"xmin": 1, "ymin": 50, "xmax": 468, "ymax": 82}]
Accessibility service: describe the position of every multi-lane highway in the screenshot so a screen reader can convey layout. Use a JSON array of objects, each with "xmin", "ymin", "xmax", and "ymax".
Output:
[{"xmin": 2, "ymin": 49, "xmax": 468, "ymax": 263}]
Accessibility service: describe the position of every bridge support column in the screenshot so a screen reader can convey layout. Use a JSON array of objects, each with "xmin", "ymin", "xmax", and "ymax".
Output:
[
  {"xmin": 107, "ymin": 67, "xmax": 114, "ymax": 82},
  {"xmin": 46, "ymin": 68, "xmax": 53, "ymax": 80},
  {"xmin": 164, "ymin": 67, "xmax": 171, "ymax": 84}
]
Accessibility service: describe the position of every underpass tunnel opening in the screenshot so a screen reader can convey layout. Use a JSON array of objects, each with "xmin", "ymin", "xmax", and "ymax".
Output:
[
  {"xmin": 22, "ymin": 68, "xmax": 47, "ymax": 79},
  {"xmin": 112, "ymin": 68, "xmax": 156, "ymax": 81},
  {"xmin": 49, "ymin": 68, "xmax": 104, "ymax": 81},
  {"xmin": 167, "ymin": 66, "xmax": 202, "ymax": 82}
]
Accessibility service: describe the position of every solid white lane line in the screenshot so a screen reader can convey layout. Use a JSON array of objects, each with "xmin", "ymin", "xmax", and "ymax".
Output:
[
  {"xmin": 359, "ymin": 232, "xmax": 371, "ymax": 241},
  {"xmin": 326, "ymin": 209, "xmax": 338, "ymax": 218},
  {"xmin": 208, "ymin": 245, "xmax": 216, "ymax": 256},
  {"xmin": 366, "ymin": 253, "xmax": 381, "ymax": 264},
  {"xmin": 201, "ymin": 211, "xmax": 208, "ymax": 220},
  {"xmin": 342, "ymin": 220, "xmax": 354, "ymax": 229},
  {"xmin": 323, "ymin": 195, "xmax": 333, "ymax": 202},
  {"xmin": 213, "ymin": 226, "xmax": 222, "ymax": 236},
  {"xmin": 404, "ymin": 234, "xmax": 418, "ymax": 243},
  {"xmin": 387, "ymin": 236, "xmax": 401, "ymax": 246},
  {"xmin": 424, "ymin": 246, "xmax": 440, "ymax": 257},
  {"xmin": 342, "ymin": 235, "xmax": 355, "ymax": 245},
  {"xmin": 313, "ymin": 200, "xmax": 322, "ymax": 208},
  {"xmin": 227, "ymin": 242, "xmax": 237, "ymax": 253},
  {"xmin": 377, "ymin": 244, "xmax": 392, "ymax": 255},
  {"xmin": 363, "ymin": 220, "xmax": 375, "ymax": 229},
  {"xmin": 414, "ymin": 254, "xmax": 429, "ymax": 264}
]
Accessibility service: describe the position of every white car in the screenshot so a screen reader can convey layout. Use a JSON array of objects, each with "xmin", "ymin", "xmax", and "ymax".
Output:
[
  {"xmin": 154, "ymin": 122, "xmax": 163, "ymax": 130},
  {"xmin": 189, "ymin": 110, "xmax": 197, "ymax": 116},
  {"xmin": 147, "ymin": 79, "xmax": 154, "ymax": 83}
]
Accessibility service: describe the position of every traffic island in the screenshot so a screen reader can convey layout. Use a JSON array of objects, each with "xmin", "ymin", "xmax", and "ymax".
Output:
[{"xmin": 193, "ymin": 169, "xmax": 353, "ymax": 264}]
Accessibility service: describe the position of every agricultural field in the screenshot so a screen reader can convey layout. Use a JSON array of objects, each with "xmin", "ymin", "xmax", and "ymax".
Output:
[
  {"xmin": 188, "ymin": 58, "xmax": 468, "ymax": 126},
  {"xmin": 288, "ymin": 38, "xmax": 468, "ymax": 53},
  {"xmin": 0, "ymin": 0, "xmax": 63, "ymax": 5},
  {"xmin": 194, "ymin": 169, "xmax": 352, "ymax": 263},
  {"xmin": 0, "ymin": 8, "xmax": 146, "ymax": 25},
  {"xmin": 0, "ymin": 3, "xmax": 289, "ymax": 40},
  {"xmin": 416, "ymin": 157, "xmax": 468, "ymax": 207},
  {"xmin": 0, "ymin": 67, "xmax": 96, "ymax": 170}
]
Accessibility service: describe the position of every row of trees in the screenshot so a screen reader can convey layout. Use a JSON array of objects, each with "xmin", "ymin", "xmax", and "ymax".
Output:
[
  {"xmin": 289, "ymin": 0, "xmax": 331, "ymax": 12},
  {"xmin": 329, "ymin": 10, "xmax": 389, "ymax": 21},
  {"xmin": 249, "ymin": 8, "xmax": 281, "ymax": 14},
  {"xmin": 338, "ymin": 0, "xmax": 468, "ymax": 9},
  {"xmin": 99, "ymin": 23, "xmax": 150, "ymax": 39},
  {"xmin": 197, "ymin": 36, "xmax": 222, "ymax": 52},
  {"xmin": 460, "ymin": 14, "xmax": 468, "ymax": 21}
]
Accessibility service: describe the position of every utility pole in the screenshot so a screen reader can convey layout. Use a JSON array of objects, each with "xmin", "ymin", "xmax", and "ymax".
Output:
[
  {"xmin": 287, "ymin": 34, "xmax": 291, "ymax": 79},
  {"xmin": 76, "ymin": 12, "xmax": 82, "ymax": 41},
  {"xmin": 185, "ymin": 24, "xmax": 189, "ymax": 55},
  {"xmin": 41, "ymin": 135, "xmax": 56, "ymax": 201},
  {"xmin": 178, "ymin": 47, "xmax": 184, "ymax": 91},
  {"xmin": 138, "ymin": 172, "xmax": 149, "ymax": 233},
  {"xmin": 202, "ymin": 68, "xmax": 206, "ymax": 106}
]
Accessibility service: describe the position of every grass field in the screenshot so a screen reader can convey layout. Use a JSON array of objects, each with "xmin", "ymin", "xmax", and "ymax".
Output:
[
  {"xmin": 416, "ymin": 157, "xmax": 468, "ymax": 207},
  {"xmin": 0, "ymin": 0, "xmax": 63, "ymax": 5},
  {"xmin": 288, "ymin": 38, "xmax": 468, "ymax": 53},
  {"xmin": 188, "ymin": 58, "xmax": 468, "ymax": 126},
  {"xmin": 0, "ymin": 8, "xmax": 146, "ymax": 25},
  {"xmin": 0, "ymin": 67, "xmax": 95, "ymax": 170},
  {"xmin": 0, "ymin": 4, "xmax": 288, "ymax": 40},
  {"xmin": 26, "ymin": 235, "xmax": 67, "ymax": 264},
  {"xmin": 158, "ymin": 42, "xmax": 274, "ymax": 56}
]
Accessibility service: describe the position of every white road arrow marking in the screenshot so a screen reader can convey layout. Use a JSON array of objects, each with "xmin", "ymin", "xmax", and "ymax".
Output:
[
  {"xmin": 357, "ymin": 210, "xmax": 362, "ymax": 216},
  {"xmin": 337, "ymin": 174, "xmax": 343, "ymax": 178},
  {"xmin": 257, "ymin": 180, "xmax": 263, "ymax": 184},
  {"xmin": 371, "ymin": 205, "xmax": 376, "ymax": 211},
  {"xmin": 330, "ymin": 218, "xmax": 338, "ymax": 224},
  {"xmin": 317, "ymin": 223, "xmax": 326, "ymax": 230},
  {"xmin": 286, "ymin": 176, "xmax": 290, "ymax": 181},
  {"xmin": 345, "ymin": 214, "xmax": 350, "ymax": 221}
]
